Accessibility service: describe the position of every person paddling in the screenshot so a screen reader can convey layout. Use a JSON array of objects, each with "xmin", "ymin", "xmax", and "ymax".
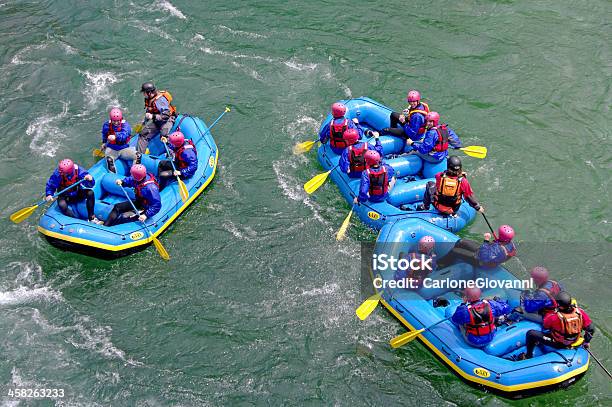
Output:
[
  {"xmin": 339, "ymin": 130, "xmax": 383, "ymax": 178},
  {"xmin": 158, "ymin": 131, "xmax": 198, "ymax": 189},
  {"xmin": 405, "ymin": 111, "xmax": 462, "ymax": 161},
  {"xmin": 318, "ymin": 102, "xmax": 363, "ymax": 154},
  {"xmin": 353, "ymin": 151, "xmax": 396, "ymax": 204},
  {"xmin": 101, "ymin": 107, "xmax": 140, "ymax": 173},
  {"xmin": 45, "ymin": 159, "xmax": 101, "ymax": 224},
  {"xmin": 477, "ymin": 224, "xmax": 517, "ymax": 268}
]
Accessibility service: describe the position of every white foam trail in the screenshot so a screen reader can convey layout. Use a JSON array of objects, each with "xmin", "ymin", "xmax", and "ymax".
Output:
[
  {"xmin": 223, "ymin": 221, "xmax": 257, "ymax": 241},
  {"xmin": 0, "ymin": 286, "xmax": 63, "ymax": 306},
  {"xmin": 218, "ymin": 25, "xmax": 267, "ymax": 39},
  {"xmin": 199, "ymin": 45, "xmax": 318, "ymax": 72},
  {"xmin": 230, "ymin": 61, "xmax": 263, "ymax": 81},
  {"xmin": 78, "ymin": 70, "xmax": 120, "ymax": 109},
  {"xmin": 132, "ymin": 21, "xmax": 175, "ymax": 41},
  {"xmin": 26, "ymin": 101, "xmax": 69, "ymax": 157},
  {"xmin": 300, "ymin": 282, "xmax": 340, "ymax": 297},
  {"xmin": 283, "ymin": 59, "xmax": 318, "ymax": 71},
  {"xmin": 10, "ymin": 43, "xmax": 47, "ymax": 65},
  {"xmin": 156, "ymin": 0, "xmax": 186, "ymax": 19},
  {"xmin": 68, "ymin": 317, "xmax": 142, "ymax": 366}
]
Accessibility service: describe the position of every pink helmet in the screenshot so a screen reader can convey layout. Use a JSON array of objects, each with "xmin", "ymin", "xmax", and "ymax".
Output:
[
  {"xmin": 58, "ymin": 159, "xmax": 74, "ymax": 174},
  {"xmin": 168, "ymin": 131, "xmax": 185, "ymax": 147},
  {"xmin": 426, "ymin": 111, "xmax": 440, "ymax": 127},
  {"xmin": 418, "ymin": 235, "xmax": 435, "ymax": 254},
  {"xmin": 464, "ymin": 286, "xmax": 482, "ymax": 302},
  {"xmin": 407, "ymin": 90, "xmax": 421, "ymax": 102},
  {"xmin": 497, "ymin": 224, "xmax": 515, "ymax": 242},
  {"xmin": 130, "ymin": 164, "xmax": 147, "ymax": 181},
  {"xmin": 364, "ymin": 150, "xmax": 381, "ymax": 167},
  {"xmin": 109, "ymin": 107, "xmax": 123, "ymax": 121},
  {"xmin": 343, "ymin": 128, "xmax": 359, "ymax": 145},
  {"xmin": 331, "ymin": 102, "xmax": 347, "ymax": 118},
  {"xmin": 530, "ymin": 266, "xmax": 549, "ymax": 286}
]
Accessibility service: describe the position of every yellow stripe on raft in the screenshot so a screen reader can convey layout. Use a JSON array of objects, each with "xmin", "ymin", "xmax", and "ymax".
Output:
[
  {"xmin": 37, "ymin": 149, "xmax": 219, "ymax": 252},
  {"xmin": 379, "ymin": 298, "xmax": 589, "ymax": 392}
]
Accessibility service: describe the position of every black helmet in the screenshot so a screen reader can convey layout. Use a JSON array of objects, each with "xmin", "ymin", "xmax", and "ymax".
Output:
[
  {"xmin": 447, "ymin": 155, "xmax": 462, "ymax": 172},
  {"xmin": 556, "ymin": 291, "xmax": 573, "ymax": 310},
  {"xmin": 141, "ymin": 82, "xmax": 156, "ymax": 93}
]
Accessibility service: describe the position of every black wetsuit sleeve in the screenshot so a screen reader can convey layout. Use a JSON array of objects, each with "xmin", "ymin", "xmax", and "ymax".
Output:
[{"xmin": 584, "ymin": 324, "xmax": 595, "ymax": 343}]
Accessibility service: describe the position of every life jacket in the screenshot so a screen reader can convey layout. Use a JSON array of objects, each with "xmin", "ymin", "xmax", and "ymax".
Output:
[
  {"xmin": 432, "ymin": 124, "xmax": 449, "ymax": 152},
  {"xmin": 145, "ymin": 90, "xmax": 177, "ymax": 117},
  {"xmin": 367, "ymin": 165, "xmax": 388, "ymax": 197},
  {"xmin": 550, "ymin": 309, "xmax": 583, "ymax": 346},
  {"xmin": 538, "ymin": 280, "xmax": 561, "ymax": 311},
  {"xmin": 173, "ymin": 139, "xmax": 197, "ymax": 169},
  {"xmin": 59, "ymin": 165, "xmax": 80, "ymax": 190},
  {"xmin": 329, "ymin": 119, "xmax": 349, "ymax": 149},
  {"xmin": 407, "ymin": 102, "xmax": 430, "ymax": 135},
  {"xmin": 433, "ymin": 172, "xmax": 464, "ymax": 213},
  {"xmin": 465, "ymin": 300, "xmax": 495, "ymax": 336},
  {"xmin": 106, "ymin": 120, "xmax": 130, "ymax": 145},
  {"xmin": 134, "ymin": 173, "xmax": 160, "ymax": 206},
  {"xmin": 348, "ymin": 143, "xmax": 367, "ymax": 173},
  {"xmin": 407, "ymin": 252, "xmax": 435, "ymax": 282},
  {"xmin": 500, "ymin": 241, "xmax": 517, "ymax": 258}
]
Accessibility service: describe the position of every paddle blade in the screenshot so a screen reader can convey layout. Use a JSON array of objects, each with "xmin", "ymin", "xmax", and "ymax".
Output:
[
  {"xmin": 304, "ymin": 170, "xmax": 332, "ymax": 194},
  {"xmin": 336, "ymin": 209, "xmax": 353, "ymax": 241},
  {"xmin": 460, "ymin": 146, "xmax": 487, "ymax": 159},
  {"xmin": 9, "ymin": 205, "xmax": 39, "ymax": 224},
  {"xmin": 152, "ymin": 236, "xmax": 170, "ymax": 261},
  {"xmin": 178, "ymin": 178, "xmax": 189, "ymax": 202},
  {"xmin": 93, "ymin": 148, "xmax": 105, "ymax": 158},
  {"xmin": 356, "ymin": 293, "xmax": 381, "ymax": 320},
  {"xmin": 134, "ymin": 123, "xmax": 143, "ymax": 134},
  {"xmin": 390, "ymin": 329, "xmax": 426, "ymax": 348},
  {"xmin": 293, "ymin": 140, "xmax": 317, "ymax": 154}
]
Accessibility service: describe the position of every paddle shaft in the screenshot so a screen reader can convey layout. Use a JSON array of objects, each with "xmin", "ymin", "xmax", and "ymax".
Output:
[
  {"xmin": 586, "ymin": 348, "xmax": 612, "ymax": 379},
  {"xmin": 42, "ymin": 179, "xmax": 86, "ymax": 206},
  {"xmin": 162, "ymin": 142, "xmax": 180, "ymax": 175},
  {"xmin": 206, "ymin": 108, "xmax": 230, "ymax": 134},
  {"xmin": 120, "ymin": 186, "xmax": 153, "ymax": 237},
  {"xmin": 481, "ymin": 212, "xmax": 497, "ymax": 240}
]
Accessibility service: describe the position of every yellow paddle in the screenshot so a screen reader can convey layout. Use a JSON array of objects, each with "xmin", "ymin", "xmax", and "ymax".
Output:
[
  {"xmin": 304, "ymin": 169, "xmax": 332, "ymax": 194},
  {"xmin": 293, "ymin": 139, "xmax": 318, "ymax": 155},
  {"xmin": 356, "ymin": 292, "xmax": 382, "ymax": 320},
  {"xmin": 459, "ymin": 145, "xmax": 487, "ymax": 159},
  {"xmin": 335, "ymin": 206, "xmax": 354, "ymax": 241},
  {"xmin": 389, "ymin": 317, "xmax": 451, "ymax": 348},
  {"xmin": 162, "ymin": 141, "xmax": 189, "ymax": 203},
  {"xmin": 120, "ymin": 186, "xmax": 169, "ymax": 260},
  {"xmin": 92, "ymin": 147, "xmax": 105, "ymax": 158},
  {"xmin": 9, "ymin": 180, "xmax": 85, "ymax": 224}
]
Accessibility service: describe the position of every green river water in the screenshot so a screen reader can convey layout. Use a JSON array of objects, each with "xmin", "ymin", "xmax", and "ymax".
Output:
[{"xmin": 0, "ymin": 0, "xmax": 610, "ymax": 405}]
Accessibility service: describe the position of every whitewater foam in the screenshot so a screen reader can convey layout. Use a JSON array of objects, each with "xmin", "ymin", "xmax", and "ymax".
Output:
[
  {"xmin": 157, "ymin": 0, "xmax": 187, "ymax": 19},
  {"xmin": 26, "ymin": 101, "xmax": 69, "ymax": 157},
  {"xmin": 218, "ymin": 25, "xmax": 267, "ymax": 39},
  {"xmin": 0, "ymin": 286, "xmax": 63, "ymax": 306}
]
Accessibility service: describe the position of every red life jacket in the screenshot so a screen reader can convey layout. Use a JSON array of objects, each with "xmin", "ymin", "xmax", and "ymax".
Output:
[
  {"xmin": 134, "ymin": 173, "xmax": 159, "ymax": 206},
  {"xmin": 106, "ymin": 120, "xmax": 130, "ymax": 145},
  {"xmin": 538, "ymin": 280, "xmax": 561, "ymax": 311},
  {"xmin": 59, "ymin": 166, "xmax": 80, "ymax": 190},
  {"xmin": 174, "ymin": 139, "xmax": 197, "ymax": 169},
  {"xmin": 348, "ymin": 143, "xmax": 367, "ymax": 173},
  {"xmin": 407, "ymin": 102, "xmax": 430, "ymax": 135},
  {"xmin": 465, "ymin": 300, "xmax": 495, "ymax": 336},
  {"xmin": 145, "ymin": 90, "xmax": 177, "ymax": 116},
  {"xmin": 432, "ymin": 124, "xmax": 449, "ymax": 152},
  {"xmin": 329, "ymin": 119, "xmax": 349, "ymax": 149},
  {"xmin": 550, "ymin": 309, "xmax": 583, "ymax": 346},
  {"xmin": 433, "ymin": 172, "xmax": 465, "ymax": 214},
  {"xmin": 407, "ymin": 252, "xmax": 434, "ymax": 282},
  {"xmin": 367, "ymin": 165, "xmax": 388, "ymax": 196},
  {"xmin": 500, "ymin": 241, "xmax": 517, "ymax": 258}
]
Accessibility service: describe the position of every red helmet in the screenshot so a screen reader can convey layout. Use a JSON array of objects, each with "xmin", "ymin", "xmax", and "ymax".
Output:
[
  {"xmin": 364, "ymin": 150, "xmax": 381, "ymax": 167},
  {"xmin": 426, "ymin": 111, "xmax": 440, "ymax": 127},
  {"xmin": 343, "ymin": 128, "xmax": 359, "ymax": 145},
  {"xmin": 168, "ymin": 131, "xmax": 185, "ymax": 147},
  {"xmin": 497, "ymin": 224, "xmax": 515, "ymax": 242},
  {"xmin": 109, "ymin": 107, "xmax": 123, "ymax": 121},
  {"xmin": 58, "ymin": 159, "xmax": 74, "ymax": 174},
  {"xmin": 331, "ymin": 102, "xmax": 347, "ymax": 118},
  {"xmin": 130, "ymin": 164, "xmax": 147, "ymax": 181},
  {"xmin": 530, "ymin": 266, "xmax": 549, "ymax": 286},
  {"xmin": 464, "ymin": 286, "xmax": 481, "ymax": 302},
  {"xmin": 407, "ymin": 90, "xmax": 421, "ymax": 102},
  {"xmin": 418, "ymin": 235, "xmax": 435, "ymax": 254}
]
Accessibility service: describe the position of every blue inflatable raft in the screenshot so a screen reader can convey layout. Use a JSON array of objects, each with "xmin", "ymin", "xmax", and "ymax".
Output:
[
  {"xmin": 373, "ymin": 218, "xmax": 590, "ymax": 397},
  {"xmin": 316, "ymin": 97, "xmax": 476, "ymax": 232},
  {"xmin": 37, "ymin": 114, "xmax": 218, "ymax": 258}
]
